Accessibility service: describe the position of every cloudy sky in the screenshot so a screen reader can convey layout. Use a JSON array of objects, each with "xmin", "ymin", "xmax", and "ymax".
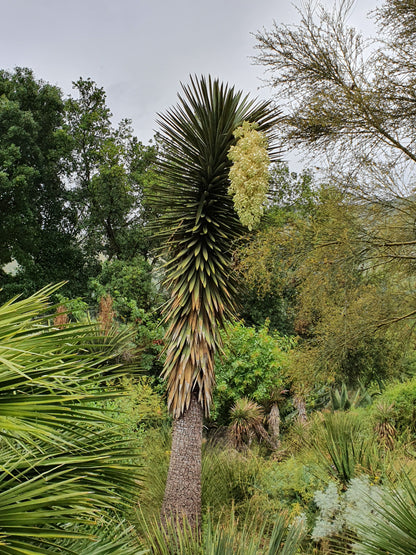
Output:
[{"xmin": 1, "ymin": 0, "xmax": 376, "ymax": 145}]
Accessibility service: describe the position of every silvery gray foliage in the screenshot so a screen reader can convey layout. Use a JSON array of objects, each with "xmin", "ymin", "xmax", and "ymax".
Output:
[{"xmin": 312, "ymin": 476, "xmax": 384, "ymax": 543}]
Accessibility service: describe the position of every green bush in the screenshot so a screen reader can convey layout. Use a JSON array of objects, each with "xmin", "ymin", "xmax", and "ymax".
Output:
[
  {"xmin": 373, "ymin": 377, "xmax": 416, "ymax": 436},
  {"xmin": 89, "ymin": 254, "xmax": 156, "ymax": 315},
  {"xmin": 89, "ymin": 256, "xmax": 165, "ymax": 375},
  {"xmin": 109, "ymin": 376, "xmax": 168, "ymax": 432},
  {"xmin": 202, "ymin": 447, "xmax": 263, "ymax": 520},
  {"xmin": 213, "ymin": 321, "xmax": 293, "ymax": 425},
  {"xmin": 259, "ymin": 456, "xmax": 326, "ymax": 516}
]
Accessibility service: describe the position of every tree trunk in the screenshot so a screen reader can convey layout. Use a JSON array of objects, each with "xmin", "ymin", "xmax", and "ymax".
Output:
[
  {"xmin": 268, "ymin": 402, "xmax": 281, "ymax": 448},
  {"xmin": 161, "ymin": 393, "xmax": 203, "ymax": 530},
  {"xmin": 294, "ymin": 395, "xmax": 307, "ymax": 423}
]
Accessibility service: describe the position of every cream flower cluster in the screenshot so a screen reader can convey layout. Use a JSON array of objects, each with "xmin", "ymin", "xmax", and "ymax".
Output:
[{"xmin": 228, "ymin": 121, "xmax": 270, "ymax": 230}]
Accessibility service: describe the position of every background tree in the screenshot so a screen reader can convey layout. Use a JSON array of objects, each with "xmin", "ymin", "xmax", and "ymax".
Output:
[
  {"xmin": 253, "ymin": 0, "xmax": 416, "ymax": 360},
  {"xmin": 255, "ymin": 0, "xmax": 416, "ymax": 169},
  {"xmin": 151, "ymin": 75, "xmax": 279, "ymax": 527},
  {"xmin": 1, "ymin": 70, "xmax": 159, "ymax": 304},
  {"xmin": 236, "ymin": 162, "xmax": 315, "ymax": 334},
  {"xmin": 0, "ymin": 68, "xmax": 86, "ymax": 300},
  {"xmin": 65, "ymin": 78, "xmax": 158, "ymax": 262},
  {"xmin": 254, "ymin": 0, "xmax": 416, "ymax": 253},
  {"xmin": 237, "ymin": 179, "xmax": 414, "ymax": 419}
]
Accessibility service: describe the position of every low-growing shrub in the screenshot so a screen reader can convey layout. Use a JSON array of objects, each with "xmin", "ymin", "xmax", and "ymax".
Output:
[{"xmin": 372, "ymin": 377, "xmax": 416, "ymax": 436}]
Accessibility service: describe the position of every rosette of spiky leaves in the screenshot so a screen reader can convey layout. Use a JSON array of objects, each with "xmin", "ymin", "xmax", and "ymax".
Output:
[
  {"xmin": 229, "ymin": 397, "xmax": 267, "ymax": 450},
  {"xmin": 152, "ymin": 75, "xmax": 280, "ymax": 418}
]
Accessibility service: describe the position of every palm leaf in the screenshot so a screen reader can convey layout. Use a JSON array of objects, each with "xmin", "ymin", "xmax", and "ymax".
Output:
[{"xmin": 0, "ymin": 287, "xmax": 142, "ymax": 552}]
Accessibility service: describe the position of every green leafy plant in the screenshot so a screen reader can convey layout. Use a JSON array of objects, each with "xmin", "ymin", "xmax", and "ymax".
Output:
[
  {"xmin": 260, "ymin": 455, "xmax": 326, "ymax": 515},
  {"xmin": 0, "ymin": 286, "xmax": 142, "ymax": 552},
  {"xmin": 372, "ymin": 377, "xmax": 416, "ymax": 436},
  {"xmin": 315, "ymin": 412, "xmax": 379, "ymax": 486},
  {"xmin": 213, "ymin": 321, "xmax": 292, "ymax": 425}
]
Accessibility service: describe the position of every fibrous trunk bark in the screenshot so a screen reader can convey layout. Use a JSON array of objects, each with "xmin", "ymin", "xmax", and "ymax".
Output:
[
  {"xmin": 161, "ymin": 393, "xmax": 203, "ymax": 530},
  {"xmin": 294, "ymin": 395, "xmax": 307, "ymax": 423},
  {"xmin": 268, "ymin": 402, "xmax": 281, "ymax": 448}
]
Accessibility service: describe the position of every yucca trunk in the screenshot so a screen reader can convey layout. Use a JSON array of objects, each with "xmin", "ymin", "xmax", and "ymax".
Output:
[
  {"xmin": 161, "ymin": 393, "xmax": 203, "ymax": 528},
  {"xmin": 294, "ymin": 395, "xmax": 307, "ymax": 423},
  {"xmin": 268, "ymin": 402, "xmax": 281, "ymax": 448}
]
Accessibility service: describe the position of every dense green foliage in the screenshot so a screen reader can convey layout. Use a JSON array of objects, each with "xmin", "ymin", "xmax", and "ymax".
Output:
[
  {"xmin": 0, "ymin": 68, "xmax": 87, "ymax": 298},
  {"xmin": 213, "ymin": 321, "xmax": 292, "ymax": 424},
  {"xmin": 0, "ymin": 70, "xmax": 157, "ymax": 302}
]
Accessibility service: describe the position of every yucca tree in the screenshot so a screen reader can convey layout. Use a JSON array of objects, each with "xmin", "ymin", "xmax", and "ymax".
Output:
[
  {"xmin": 0, "ymin": 286, "xmax": 143, "ymax": 553},
  {"xmin": 152, "ymin": 75, "xmax": 279, "ymax": 526}
]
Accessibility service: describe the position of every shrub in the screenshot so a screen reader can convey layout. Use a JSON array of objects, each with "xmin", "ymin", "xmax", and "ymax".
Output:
[
  {"xmin": 260, "ymin": 455, "xmax": 326, "ymax": 515},
  {"xmin": 372, "ymin": 377, "xmax": 416, "ymax": 436},
  {"xmin": 313, "ymin": 411, "xmax": 381, "ymax": 486},
  {"xmin": 202, "ymin": 447, "xmax": 262, "ymax": 520},
  {"xmin": 213, "ymin": 321, "xmax": 292, "ymax": 425},
  {"xmin": 311, "ymin": 476, "xmax": 384, "ymax": 548},
  {"xmin": 110, "ymin": 376, "xmax": 168, "ymax": 432}
]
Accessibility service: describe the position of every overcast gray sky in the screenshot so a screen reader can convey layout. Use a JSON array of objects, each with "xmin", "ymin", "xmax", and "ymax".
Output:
[{"xmin": 1, "ymin": 0, "xmax": 376, "ymax": 145}]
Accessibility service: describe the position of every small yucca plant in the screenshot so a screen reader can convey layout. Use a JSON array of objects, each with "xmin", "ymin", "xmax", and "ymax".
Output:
[
  {"xmin": 229, "ymin": 398, "xmax": 269, "ymax": 450},
  {"xmin": 316, "ymin": 412, "xmax": 379, "ymax": 487}
]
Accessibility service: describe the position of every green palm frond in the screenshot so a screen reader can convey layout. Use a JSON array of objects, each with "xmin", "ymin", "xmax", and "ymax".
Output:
[
  {"xmin": 0, "ymin": 287, "xmax": 142, "ymax": 552},
  {"xmin": 152, "ymin": 75, "xmax": 280, "ymax": 417}
]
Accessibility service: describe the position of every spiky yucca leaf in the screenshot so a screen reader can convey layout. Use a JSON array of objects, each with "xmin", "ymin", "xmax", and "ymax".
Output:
[
  {"xmin": 229, "ymin": 398, "xmax": 267, "ymax": 450},
  {"xmin": 152, "ymin": 75, "xmax": 280, "ymax": 417},
  {"xmin": 354, "ymin": 475, "xmax": 416, "ymax": 554},
  {"xmin": 141, "ymin": 509, "xmax": 305, "ymax": 554}
]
